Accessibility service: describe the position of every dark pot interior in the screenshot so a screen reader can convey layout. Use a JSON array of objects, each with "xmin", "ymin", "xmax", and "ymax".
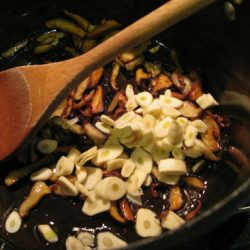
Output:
[{"xmin": 0, "ymin": 0, "xmax": 250, "ymax": 249}]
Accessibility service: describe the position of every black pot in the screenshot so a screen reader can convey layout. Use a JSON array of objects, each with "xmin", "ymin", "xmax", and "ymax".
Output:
[{"xmin": 0, "ymin": 0, "xmax": 250, "ymax": 249}]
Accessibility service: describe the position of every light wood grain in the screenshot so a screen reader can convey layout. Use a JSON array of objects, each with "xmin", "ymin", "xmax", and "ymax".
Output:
[{"xmin": 0, "ymin": 0, "xmax": 215, "ymax": 160}]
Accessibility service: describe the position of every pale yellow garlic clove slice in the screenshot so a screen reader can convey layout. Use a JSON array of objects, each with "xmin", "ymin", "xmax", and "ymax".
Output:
[
  {"xmin": 95, "ymin": 122, "xmax": 112, "ymax": 134},
  {"xmin": 161, "ymin": 211, "xmax": 185, "ymax": 230},
  {"xmin": 144, "ymin": 99, "xmax": 162, "ymax": 115},
  {"xmin": 115, "ymin": 111, "xmax": 136, "ymax": 128},
  {"xmin": 162, "ymin": 106, "xmax": 182, "ymax": 118},
  {"xmin": 37, "ymin": 139, "xmax": 58, "ymax": 154},
  {"xmin": 67, "ymin": 148, "xmax": 81, "ymax": 163},
  {"xmin": 143, "ymin": 174, "xmax": 152, "ymax": 186},
  {"xmin": 5, "ymin": 211, "xmax": 22, "ymax": 234},
  {"xmin": 131, "ymin": 148, "xmax": 153, "ymax": 174},
  {"xmin": 58, "ymin": 176, "xmax": 79, "ymax": 196},
  {"xmin": 121, "ymin": 159, "xmax": 136, "ymax": 178},
  {"xmin": 107, "ymin": 158, "xmax": 126, "ymax": 171},
  {"xmin": 83, "ymin": 167, "xmax": 103, "ymax": 190},
  {"xmin": 75, "ymin": 146, "xmax": 98, "ymax": 166},
  {"xmin": 38, "ymin": 224, "xmax": 58, "ymax": 243},
  {"xmin": 158, "ymin": 158, "xmax": 187, "ymax": 176},
  {"xmin": 125, "ymin": 84, "xmax": 135, "ymax": 98},
  {"xmin": 158, "ymin": 173, "xmax": 180, "ymax": 185},
  {"xmin": 65, "ymin": 236, "xmax": 84, "ymax": 250},
  {"xmin": 96, "ymin": 144, "xmax": 123, "ymax": 164},
  {"xmin": 126, "ymin": 193, "xmax": 143, "ymax": 205},
  {"xmin": 100, "ymin": 115, "xmax": 115, "ymax": 127},
  {"xmin": 77, "ymin": 232, "xmax": 94, "ymax": 246},
  {"xmin": 30, "ymin": 168, "xmax": 53, "ymax": 182},
  {"xmin": 55, "ymin": 156, "xmax": 74, "ymax": 177},
  {"xmin": 196, "ymin": 93, "xmax": 219, "ymax": 109},
  {"xmin": 142, "ymin": 114, "xmax": 156, "ymax": 129},
  {"xmin": 191, "ymin": 119, "xmax": 208, "ymax": 133},
  {"xmin": 159, "ymin": 95, "xmax": 183, "ymax": 108},
  {"xmin": 135, "ymin": 92, "xmax": 153, "ymax": 107},
  {"xmin": 126, "ymin": 96, "xmax": 138, "ymax": 111},
  {"xmin": 184, "ymin": 125, "xmax": 199, "ymax": 147},
  {"xmin": 97, "ymin": 231, "xmax": 127, "ymax": 250},
  {"xmin": 75, "ymin": 165, "xmax": 87, "ymax": 183},
  {"xmin": 154, "ymin": 117, "xmax": 173, "ymax": 138}
]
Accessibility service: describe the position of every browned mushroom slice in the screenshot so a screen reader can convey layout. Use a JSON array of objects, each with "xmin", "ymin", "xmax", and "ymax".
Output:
[
  {"xmin": 19, "ymin": 182, "xmax": 51, "ymax": 217},
  {"xmin": 179, "ymin": 101, "xmax": 202, "ymax": 118},
  {"xmin": 151, "ymin": 73, "xmax": 173, "ymax": 95},
  {"xmin": 82, "ymin": 39, "xmax": 96, "ymax": 53},
  {"xmin": 195, "ymin": 139, "xmax": 220, "ymax": 161},
  {"xmin": 188, "ymin": 71, "xmax": 203, "ymax": 101},
  {"xmin": 83, "ymin": 122, "xmax": 106, "ymax": 145},
  {"xmin": 183, "ymin": 177, "xmax": 205, "ymax": 192},
  {"xmin": 185, "ymin": 199, "xmax": 202, "ymax": 221},
  {"xmin": 169, "ymin": 185, "xmax": 183, "ymax": 211},
  {"xmin": 91, "ymin": 86, "xmax": 104, "ymax": 114},
  {"xmin": 62, "ymin": 98, "xmax": 73, "ymax": 118},
  {"xmin": 89, "ymin": 67, "xmax": 104, "ymax": 89},
  {"xmin": 171, "ymin": 92, "xmax": 185, "ymax": 100},
  {"xmin": 112, "ymin": 92, "xmax": 127, "ymax": 120},
  {"xmin": 136, "ymin": 68, "xmax": 150, "ymax": 86},
  {"xmin": 81, "ymin": 107, "xmax": 93, "ymax": 117},
  {"xmin": 74, "ymin": 76, "xmax": 91, "ymax": 101},
  {"xmin": 143, "ymin": 61, "xmax": 161, "ymax": 78},
  {"xmin": 2, "ymin": 39, "xmax": 29, "ymax": 58},
  {"xmin": 107, "ymin": 91, "xmax": 122, "ymax": 113},
  {"xmin": 125, "ymin": 55, "xmax": 144, "ymax": 71},
  {"xmin": 89, "ymin": 20, "xmax": 121, "ymax": 38},
  {"xmin": 118, "ymin": 42, "xmax": 150, "ymax": 63},
  {"xmin": 119, "ymin": 199, "xmax": 135, "ymax": 222},
  {"xmin": 172, "ymin": 71, "xmax": 192, "ymax": 97},
  {"xmin": 72, "ymin": 89, "xmax": 95, "ymax": 110},
  {"xmin": 203, "ymin": 115, "xmax": 220, "ymax": 139},
  {"xmin": 201, "ymin": 131, "xmax": 219, "ymax": 153},
  {"xmin": 109, "ymin": 201, "xmax": 126, "ymax": 223},
  {"xmin": 110, "ymin": 62, "xmax": 120, "ymax": 90}
]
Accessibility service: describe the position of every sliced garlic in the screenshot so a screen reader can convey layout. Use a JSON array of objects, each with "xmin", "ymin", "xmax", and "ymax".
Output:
[
  {"xmin": 125, "ymin": 84, "xmax": 135, "ymax": 98},
  {"xmin": 67, "ymin": 148, "xmax": 81, "ymax": 163},
  {"xmin": 97, "ymin": 231, "xmax": 127, "ymax": 250},
  {"xmin": 75, "ymin": 165, "xmax": 87, "ymax": 183},
  {"xmin": 77, "ymin": 232, "xmax": 94, "ymax": 246},
  {"xmin": 115, "ymin": 111, "xmax": 135, "ymax": 128},
  {"xmin": 37, "ymin": 139, "xmax": 58, "ymax": 154},
  {"xmin": 100, "ymin": 115, "xmax": 115, "ymax": 127},
  {"xmin": 158, "ymin": 173, "xmax": 180, "ymax": 185},
  {"xmin": 126, "ymin": 193, "xmax": 143, "ymax": 205},
  {"xmin": 112, "ymin": 126, "xmax": 133, "ymax": 139},
  {"xmin": 65, "ymin": 236, "xmax": 84, "ymax": 250},
  {"xmin": 162, "ymin": 107, "xmax": 182, "ymax": 118},
  {"xmin": 135, "ymin": 208, "xmax": 162, "ymax": 238},
  {"xmin": 143, "ymin": 114, "xmax": 156, "ymax": 129},
  {"xmin": 192, "ymin": 159, "xmax": 205, "ymax": 173},
  {"xmin": 145, "ymin": 99, "xmax": 162, "ymax": 115},
  {"xmin": 176, "ymin": 117, "xmax": 189, "ymax": 132},
  {"xmin": 121, "ymin": 159, "xmax": 135, "ymax": 178},
  {"xmin": 196, "ymin": 93, "xmax": 219, "ymax": 109},
  {"xmin": 104, "ymin": 135, "xmax": 119, "ymax": 146},
  {"xmin": 161, "ymin": 138, "xmax": 174, "ymax": 152},
  {"xmin": 38, "ymin": 224, "xmax": 58, "ymax": 243},
  {"xmin": 152, "ymin": 148, "xmax": 170, "ymax": 164},
  {"xmin": 76, "ymin": 146, "xmax": 98, "ymax": 166},
  {"xmin": 95, "ymin": 122, "xmax": 112, "ymax": 134},
  {"xmin": 131, "ymin": 148, "xmax": 153, "ymax": 174},
  {"xmin": 126, "ymin": 169, "xmax": 147, "ymax": 196},
  {"xmin": 58, "ymin": 176, "xmax": 79, "ymax": 196},
  {"xmin": 119, "ymin": 133, "xmax": 135, "ymax": 145},
  {"xmin": 183, "ymin": 144, "xmax": 202, "ymax": 158},
  {"xmin": 154, "ymin": 117, "xmax": 173, "ymax": 138},
  {"xmin": 172, "ymin": 148, "xmax": 185, "ymax": 160},
  {"xmin": 161, "ymin": 211, "xmax": 185, "ymax": 230},
  {"xmin": 184, "ymin": 125, "xmax": 198, "ymax": 147},
  {"xmin": 30, "ymin": 168, "xmax": 53, "ymax": 182},
  {"xmin": 83, "ymin": 167, "xmax": 103, "ymax": 190},
  {"xmin": 107, "ymin": 158, "xmax": 126, "ymax": 171},
  {"xmin": 143, "ymin": 141, "xmax": 157, "ymax": 154},
  {"xmin": 5, "ymin": 211, "xmax": 22, "ymax": 234},
  {"xmin": 135, "ymin": 92, "xmax": 153, "ymax": 107},
  {"xmin": 96, "ymin": 144, "xmax": 123, "ymax": 164},
  {"xmin": 95, "ymin": 177, "xmax": 127, "ymax": 201},
  {"xmin": 191, "ymin": 119, "xmax": 208, "ymax": 133},
  {"xmin": 126, "ymin": 96, "xmax": 138, "ymax": 111},
  {"xmin": 158, "ymin": 159, "xmax": 187, "ymax": 176},
  {"xmin": 159, "ymin": 95, "xmax": 183, "ymax": 108},
  {"xmin": 167, "ymin": 120, "xmax": 183, "ymax": 145},
  {"xmin": 135, "ymin": 108, "xmax": 144, "ymax": 114},
  {"xmin": 75, "ymin": 181, "xmax": 92, "ymax": 199},
  {"xmin": 82, "ymin": 191, "xmax": 110, "ymax": 216},
  {"xmin": 55, "ymin": 156, "xmax": 74, "ymax": 176},
  {"xmin": 134, "ymin": 129, "xmax": 154, "ymax": 148},
  {"xmin": 165, "ymin": 89, "xmax": 172, "ymax": 97},
  {"xmin": 143, "ymin": 174, "xmax": 152, "ymax": 186}
]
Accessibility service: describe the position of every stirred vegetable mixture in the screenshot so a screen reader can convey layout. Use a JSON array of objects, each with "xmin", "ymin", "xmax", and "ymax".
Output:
[{"xmin": 1, "ymin": 10, "xmax": 228, "ymax": 250}]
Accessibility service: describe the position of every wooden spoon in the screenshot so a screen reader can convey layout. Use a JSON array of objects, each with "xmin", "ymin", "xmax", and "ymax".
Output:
[{"xmin": 0, "ymin": 0, "xmax": 215, "ymax": 160}]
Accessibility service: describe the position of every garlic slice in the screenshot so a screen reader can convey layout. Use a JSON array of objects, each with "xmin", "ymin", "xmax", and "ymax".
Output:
[
  {"xmin": 121, "ymin": 159, "xmax": 135, "ymax": 178},
  {"xmin": 97, "ymin": 231, "xmax": 127, "ymax": 250},
  {"xmin": 126, "ymin": 193, "xmax": 143, "ymax": 205},
  {"xmin": 112, "ymin": 126, "xmax": 133, "ymax": 139},
  {"xmin": 159, "ymin": 95, "xmax": 183, "ymax": 108},
  {"xmin": 143, "ymin": 114, "xmax": 156, "ymax": 129},
  {"xmin": 76, "ymin": 146, "xmax": 98, "ymax": 166},
  {"xmin": 30, "ymin": 168, "xmax": 53, "ymax": 182},
  {"xmin": 143, "ymin": 174, "xmax": 152, "ymax": 186},
  {"xmin": 131, "ymin": 148, "xmax": 153, "ymax": 174},
  {"xmin": 158, "ymin": 159, "xmax": 187, "ymax": 176},
  {"xmin": 191, "ymin": 119, "xmax": 208, "ymax": 133},
  {"xmin": 100, "ymin": 115, "xmax": 115, "ymax": 127},
  {"xmin": 65, "ymin": 236, "xmax": 84, "ymax": 250},
  {"xmin": 161, "ymin": 211, "xmax": 185, "ymax": 230},
  {"xmin": 107, "ymin": 158, "xmax": 126, "ymax": 171},
  {"xmin": 134, "ymin": 129, "xmax": 154, "ymax": 148},
  {"xmin": 167, "ymin": 121, "xmax": 183, "ymax": 145},
  {"xmin": 96, "ymin": 144, "xmax": 123, "ymax": 164},
  {"xmin": 5, "ymin": 211, "xmax": 22, "ymax": 234},
  {"xmin": 55, "ymin": 156, "xmax": 75, "ymax": 177},
  {"xmin": 75, "ymin": 181, "xmax": 92, "ymax": 199},
  {"xmin": 37, "ymin": 139, "xmax": 58, "ymax": 154},
  {"xmin": 126, "ymin": 96, "xmax": 138, "ymax": 111},
  {"xmin": 75, "ymin": 165, "xmax": 87, "ymax": 183},
  {"xmin": 176, "ymin": 117, "xmax": 189, "ymax": 132},
  {"xmin": 82, "ymin": 191, "xmax": 110, "ymax": 216},
  {"xmin": 125, "ymin": 84, "xmax": 135, "ymax": 98},
  {"xmin": 126, "ymin": 169, "xmax": 147, "ymax": 196},
  {"xmin": 184, "ymin": 125, "xmax": 198, "ymax": 147},
  {"xmin": 77, "ymin": 232, "xmax": 94, "ymax": 246},
  {"xmin": 135, "ymin": 208, "xmax": 162, "ymax": 238},
  {"xmin": 196, "ymin": 93, "xmax": 219, "ymax": 109},
  {"xmin": 67, "ymin": 148, "xmax": 81, "ymax": 163},
  {"xmin": 83, "ymin": 167, "xmax": 103, "ymax": 190},
  {"xmin": 145, "ymin": 99, "xmax": 162, "ymax": 115},
  {"xmin": 104, "ymin": 135, "xmax": 119, "ymax": 146},
  {"xmin": 154, "ymin": 117, "xmax": 173, "ymax": 138},
  {"xmin": 58, "ymin": 176, "xmax": 79, "ymax": 196},
  {"xmin": 172, "ymin": 148, "xmax": 185, "ymax": 160},
  {"xmin": 135, "ymin": 92, "xmax": 153, "ymax": 107},
  {"xmin": 162, "ymin": 106, "xmax": 182, "ymax": 118},
  {"xmin": 95, "ymin": 177, "xmax": 126, "ymax": 201},
  {"xmin": 38, "ymin": 224, "xmax": 58, "ymax": 243},
  {"xmin": 115, "ymin": 111, "xmax": 135, "ymax": 128},
  {"xmin": 152, "ymin": 148, "xmax": 170, "ymax": 164},
  {"xmin": 158, "ymin": 173, "xmax": 180, "ymax": 185},
  {"xmin": 95, "ymin": 122, "xmax": 112, "ymax": 134}
]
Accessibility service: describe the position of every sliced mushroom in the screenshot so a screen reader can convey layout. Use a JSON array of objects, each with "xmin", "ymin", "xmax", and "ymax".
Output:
[
  {"xmin": 185, "ymin": 199, "xmax": 202, "ymax": 221},
  {"xmin": 89, "ymin": 67, "xmax": 104, "ymax": 89},
  {"xmin": 172, "ymin": 71, "xmax": 192, "ymax": 97},
  {"xmin": 110, "ymin": 62, "xmax": 120, "ymax": 90},
  {"xmin": 151, "ymin": 73, "xmax": 173, "ymax": 95},
  {"xmin": 183, "ymin": 176, "xmax": 205, "ymax": 192},
  {"xmin": 188, "ymin": 71, "xmax": 203, "ymax": 101},
  {"xmin": 169, "ymin": 185, "xmax": 183, "ymax": 211},
  {"xmin": 125, "ymin": 55, "xmax": 145, "ymax": 71},
  {"xmin": 109, "ymin": 201, "xmax": 126, "ymax": 223},
  {"xmin": 136, "ymin": 68, "xmax": 150, "ymax": 86},
  {"xmin": 203, "ymin": 115, "xmax": 220, "ymax": 138},
  {"xmin": 83, "ymin": 122, "xmax": 106, "ymax": 145},
  {"xmin": 179, "ymin": 101, "xmax": 202, "ymax": 118},
  {"xmin": 19, "ymin": 182, "xmax": 51, "ymax": 217},
  {"xmin": 74, "ymin": 77, "xmax": 91, "ymax": 101},
  {"xmin": 90, "ymin": 86, "xmax": 104, "ymax": 114},
  {"xmin": 119, "ymin": 198, "xmax": 135, "ymax": 222}
]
